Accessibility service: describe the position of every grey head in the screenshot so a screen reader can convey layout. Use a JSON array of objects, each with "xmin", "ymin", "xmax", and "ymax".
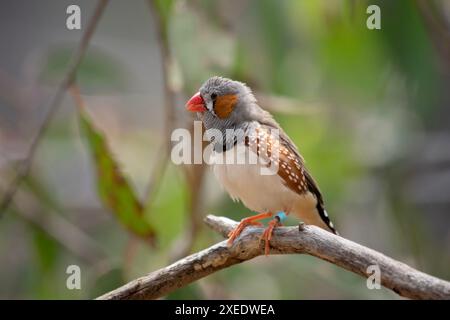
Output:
[{"xmin": 187, "ymin": 76, "xmax": 277, "ymax": 151}]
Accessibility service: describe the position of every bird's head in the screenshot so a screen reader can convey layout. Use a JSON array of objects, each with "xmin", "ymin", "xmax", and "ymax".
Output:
[{"xmin": 185, "ymin": 76, "xmax": 258, "ymax": 131}]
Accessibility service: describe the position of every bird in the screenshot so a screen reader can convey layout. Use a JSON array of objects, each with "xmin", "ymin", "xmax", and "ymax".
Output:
[{"xmin": 185, "ymin": 76, "xmax": 338, "ymax": 255}]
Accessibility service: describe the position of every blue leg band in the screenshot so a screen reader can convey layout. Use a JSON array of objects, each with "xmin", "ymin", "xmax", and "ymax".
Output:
[{"xmin": 275, "ymin": 211, "xmax": 287, "ymax": 222}]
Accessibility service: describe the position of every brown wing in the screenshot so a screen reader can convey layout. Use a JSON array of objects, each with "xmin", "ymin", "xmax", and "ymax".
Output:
[{"xmin": 246, "ymin": 124, "xmax": 338, "ymax": 234}]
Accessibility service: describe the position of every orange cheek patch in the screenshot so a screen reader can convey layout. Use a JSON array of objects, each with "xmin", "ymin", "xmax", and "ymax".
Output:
[{"xmin": 214, "ymin": 94, "xmax": 238, "ymax": 119}]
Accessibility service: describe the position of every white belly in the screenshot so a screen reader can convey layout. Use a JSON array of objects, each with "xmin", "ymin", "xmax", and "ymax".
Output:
[{"xmin": 211, "ymin": 145, "xmax": 300, "ymax": 214}]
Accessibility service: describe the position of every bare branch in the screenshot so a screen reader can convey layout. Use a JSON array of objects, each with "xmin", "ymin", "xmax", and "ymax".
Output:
[
  {"xmin": 168, "ymin": 123, "xmax": 207, "ymax": 262},
  {"xmin": 97, "ymin": 215, "xmax": 450, "ymax": 300},
  {"xmin": 0, "ymin": 0, "xmax": 109, "ymax": 216}
]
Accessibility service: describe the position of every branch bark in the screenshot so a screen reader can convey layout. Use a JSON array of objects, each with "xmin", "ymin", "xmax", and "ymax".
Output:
[{"xmin": 97, "ymin": 215, "xmax": 450, "ymax": 300}]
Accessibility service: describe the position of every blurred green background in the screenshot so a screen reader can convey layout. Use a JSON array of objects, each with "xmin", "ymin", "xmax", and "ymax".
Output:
[{"xmin": 0, "ymin": 0, "xmax": 449, "ymax": 299}]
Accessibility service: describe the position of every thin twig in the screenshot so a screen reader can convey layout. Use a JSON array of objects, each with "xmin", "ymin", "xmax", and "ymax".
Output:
[
  {"xmin": 0, "ymin": 0, "xmax": 109, "ymax": 217},
  {"xmin": 168, "ymin": 122, "xmax": 207, "ymax": 262},
  {"xmin": 144, "ymin": 0, "xmax": 177, "ymax": 205},
  {"xmin": 98, "ymin": 215, "xmax": 450, "ymax": 300},
  {"xmin": 119, "ymin": 0, "xmax": 180, "ymax": 274},
  {"xmin": 416, "ymin": 0, "xmax": 450, "ymax": 65},
  {"xmin": 146, "ymin": 0, "xmax": 208, "ymax": 261}
]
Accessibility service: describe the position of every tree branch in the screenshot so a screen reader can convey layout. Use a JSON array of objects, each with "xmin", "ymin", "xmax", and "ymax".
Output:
[{"xmin": 97, "ymin": 215, "xmax": 450, "ymax": 300}]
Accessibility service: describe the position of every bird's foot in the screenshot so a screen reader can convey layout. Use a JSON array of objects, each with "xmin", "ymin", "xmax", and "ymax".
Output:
[
  {"xmin": 227, "ymin": 212, "xmax": 272, "ymax": 246},
  {"xmin": 260, "ymin": 218, "xmax": 281, "ymax": 256}
]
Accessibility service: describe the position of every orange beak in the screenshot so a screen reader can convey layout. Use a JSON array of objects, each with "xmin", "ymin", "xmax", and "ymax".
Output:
[{"xmin": 185, "ymin": 92, "xmax": 206, "ymax": 112}]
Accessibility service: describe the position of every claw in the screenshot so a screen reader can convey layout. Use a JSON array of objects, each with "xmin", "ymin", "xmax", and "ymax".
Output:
[
  {"xmin": 227, "ymin": 212, "xmax": 272, "ymax": 246},
  {"xmin": 227, "ymin": 221, "xmax": 262, "ymax": 238},
  {"xmin": 260, "ymin": 218, "xmax": 280, "ymax": 256},
  {"xmin": 227, "ymin": 222, "xmax": 247, "ymax": 245}
]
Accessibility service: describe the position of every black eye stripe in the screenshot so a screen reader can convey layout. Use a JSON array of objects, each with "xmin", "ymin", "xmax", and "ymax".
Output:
[{"xmin": 210, "ymin": 93, "xmax": 218, "ymax": 116}]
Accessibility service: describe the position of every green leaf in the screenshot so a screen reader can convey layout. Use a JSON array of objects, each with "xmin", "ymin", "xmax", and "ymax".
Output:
[{"xmin": 79, "ymin": 110, "xmax": 156, "ymax": 243}]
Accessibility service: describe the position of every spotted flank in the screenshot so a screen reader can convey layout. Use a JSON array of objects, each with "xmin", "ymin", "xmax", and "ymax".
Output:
[{"xmin": 245, "ymin": 124, "xmax": 338, "ymax": 235}]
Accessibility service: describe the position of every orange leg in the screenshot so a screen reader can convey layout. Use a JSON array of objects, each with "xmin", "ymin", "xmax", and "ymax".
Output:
[
  {"xmin": 227, "ymin": 212, "xmax": 272, "ymax": 246},
  {"xmin": 261, "ymin": 218, "xmax": 281, "ymax": 256}
]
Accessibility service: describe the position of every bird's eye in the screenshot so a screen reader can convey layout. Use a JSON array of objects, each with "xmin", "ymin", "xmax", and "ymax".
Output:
[{"xmin": 211, "ymin": 93, "xmax": 217, "ymax": 100}]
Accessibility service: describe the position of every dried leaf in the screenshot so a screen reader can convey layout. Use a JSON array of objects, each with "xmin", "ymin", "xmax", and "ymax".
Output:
[{"xmin": 79, "ymin": 109, "xmax": 156, "ymax": 243}]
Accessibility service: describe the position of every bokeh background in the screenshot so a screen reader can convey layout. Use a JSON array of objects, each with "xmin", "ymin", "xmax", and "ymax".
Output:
[{"xmin": 1, "ymin": 0, "xmax": 449, "ymax": 299}]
